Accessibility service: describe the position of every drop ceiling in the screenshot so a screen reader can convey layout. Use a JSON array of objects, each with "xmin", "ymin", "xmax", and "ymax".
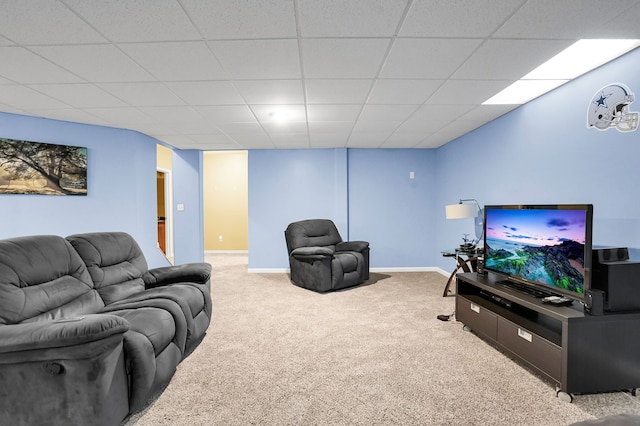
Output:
[{"xmin": 1, "ymin": 0, "xmax": 640, "ymax": 150}]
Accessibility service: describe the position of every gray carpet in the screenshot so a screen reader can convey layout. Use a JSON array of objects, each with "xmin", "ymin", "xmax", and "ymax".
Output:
[{"xmin": 125, "ymin": 254, "xmax": 640, "ymax": 425}]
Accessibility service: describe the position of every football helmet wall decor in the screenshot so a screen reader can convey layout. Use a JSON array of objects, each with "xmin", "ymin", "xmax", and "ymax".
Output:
[{"xmin": 587, "ymin": 83, "xmax": 638, "ymax": 132}]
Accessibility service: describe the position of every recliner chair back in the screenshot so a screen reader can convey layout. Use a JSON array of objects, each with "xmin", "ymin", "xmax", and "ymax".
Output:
[
  {"xmin": 0, "ymin": 235, "xmax": 104, "ymax": 324},
  {"xmin": 285, "ymin": 219, "xmax": 343, "ymax": 253}
]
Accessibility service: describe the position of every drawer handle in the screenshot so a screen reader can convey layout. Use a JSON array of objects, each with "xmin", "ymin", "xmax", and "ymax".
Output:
[
  {"xmin": 470, "ymin": 303, "xmax": 480, "ymax": 313},
  {"xmin": 518, "ymin": 328, "xmax": 532, "ymax": 342}
]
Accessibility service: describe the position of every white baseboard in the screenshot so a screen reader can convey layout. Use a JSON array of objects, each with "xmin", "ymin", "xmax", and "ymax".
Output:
[{"xmin": 247, "ymin": 267, "xmax": 450, "ymax": 276}]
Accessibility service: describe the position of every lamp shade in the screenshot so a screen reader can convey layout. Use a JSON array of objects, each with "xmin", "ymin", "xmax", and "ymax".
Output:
[{"xmin": 445, "ymin": 203, "xmax": 478, "ymax": 219}]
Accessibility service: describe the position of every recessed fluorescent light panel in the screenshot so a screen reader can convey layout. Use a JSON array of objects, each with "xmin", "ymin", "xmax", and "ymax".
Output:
[{"xmin": 483, "ymin": 39, "xmax": 640, "ymax": 105}]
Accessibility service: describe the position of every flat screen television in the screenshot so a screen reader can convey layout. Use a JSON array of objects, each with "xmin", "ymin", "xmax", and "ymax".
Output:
[{"xmin": 483, "ymin": 204, "xmax": 593, "ymax": 300}]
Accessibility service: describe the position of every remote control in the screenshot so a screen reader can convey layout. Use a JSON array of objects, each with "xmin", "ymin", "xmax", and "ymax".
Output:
[{"xmin": 541, "ymin": 296, "xmax": 573, "ymax": 306}]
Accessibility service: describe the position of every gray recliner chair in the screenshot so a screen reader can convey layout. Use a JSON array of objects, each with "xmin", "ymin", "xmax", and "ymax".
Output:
[{"xmin": 284, "ymin": 219, "xmax": 370, "ymax": 292}]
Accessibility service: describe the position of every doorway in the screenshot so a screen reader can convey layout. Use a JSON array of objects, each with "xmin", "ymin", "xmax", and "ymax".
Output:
[{"xmin": 157, "ymin": 168, "xmax": 174, "ymax": 262}]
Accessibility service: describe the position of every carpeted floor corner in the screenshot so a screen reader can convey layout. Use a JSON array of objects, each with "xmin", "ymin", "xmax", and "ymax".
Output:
[{"xmin": 124, "ymin": 254, "xmax": 640, "ymax": 425}]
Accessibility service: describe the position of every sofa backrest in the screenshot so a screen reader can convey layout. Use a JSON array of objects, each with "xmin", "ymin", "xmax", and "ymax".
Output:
[
  {"xmin": 67, "ymin": 232, "xmax": 149, "ymax": 305},
  {"xmin": 0, "ymin": 235, "xmax": 104, "ymax": 325},
  {"xmin": 285, "ymin": 219, "xmax": 343, "ymax": 253}
]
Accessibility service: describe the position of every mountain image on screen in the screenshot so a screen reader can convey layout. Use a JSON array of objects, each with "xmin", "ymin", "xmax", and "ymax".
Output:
[
  {"xmin": 485, "ymin": 238, "xmax": 584, "ymax": 294},
  {"xmin": 484, "ymin": 208, "xmax": 587, "ymax": 295}
]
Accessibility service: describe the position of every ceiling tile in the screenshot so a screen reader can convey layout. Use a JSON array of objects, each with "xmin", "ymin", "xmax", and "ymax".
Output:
[
  {"xmin": 308, "ymin": 122, "xmax": 354, "ymax": 134},
  {"xmin": 409, "ymin": 104, "xmax": 476, "ymax": 127},
  {"xmin": 380, "ymin": 132, "xmax": 428, "ymax": 148},
  {"xmin": 30, "ymin": 84, "xmax": 127, "ymax": 108},
  {"xmin": 305, "ymin": 79, "xmax": 372, "ymax": 104},
  {"xmin": 452, "ymin": 39, "xmax": 574, "ymax": 80},
  {"xmin": 494, "ymin": 0, "xmax": 638, "ymax": 39},
  {"xmin": 193, "ymin": 105, "xmax": 257, "ymax": 124},
  {"xmin": 460, "ymin": 105, "xmax": 518, "ymax": 122},
  {"xmin": 380, "ymin": 39, "xmax": 483, "ymax": 79},
  {"xmin": 269, "ymin": 133, "xmax": 310, "ymax": 148},
  {"xmin": 189, "ymin": 134, "xmax": 241, "ymax": 147},
  {"xmin": 0, "ymin": 35, "xmax": 15, "ymax": 46},
  {"xmin": 84, "ymin": 107, "xmax": 154, "ymax": 125},
  {"xmin": 263, "ymin": 121, "xmax": 308, "ymax": 134},
  {"xmin": 357, "ymin": 105, "xmax": 419, "ymax": 122},
  {"xmin": 302, "ymin": 39, "xmax": 391, "ymax": 79},
  {"xmin": 99, "ymin": 82, "xmax": 185, "ymax": 107},
  {"xmin": 137, "ymin": 106, "xmax": 204, "ymax": 124},
  {"xmin": 234, "ymin": 80, "xmax": 304, "ymax": 104},
  {"xmin": 0, "ymin": 85, "xmax": 69, "ymax": 109},
  {"xmin": 63, "ymin": 0, "xmax": 200, "ymax": 42},
  {"xmin": 135, "ymin": 118, "xmax": 224, "ymax": 134},
  {"xmin": 209, "ymin": 40, "xmax": 301, "ymax": 80},
  {"xmin": 352, "ymin": 120, "xmax": 401, "ymax": 134},
  {"xmin": 0, "ymin": 0, "xmax": 106, "ymax": 44},
  {"xmin": 228, "ymin": 133, "xmax": 275, "ymax": 148},
  {"xmin": 119, "ymin": 42, "xmax": 228, "ymax": 81},
  {"xmin": 347, "ymin": 132, "xmax": 392, "ymax": 147},
  {"xmin": 215, "ymin": 122, "xmax": 264, "ymax": 134},
  {"xmin": 165, "ymin": 81, "xmax": 245, "ymax": 105},
  {"xmin": 298, "ymin": 0, "xmax": 409, "ymax": 36},
  {"xmin": 27, "ymin": 108, "xmax": 111, "ymax": 126},
  {"xmin": 368, "ymin": 80, "xmax": 443, "ymax": 104},
  {"xmin": 307, "ymin": 105, "xmax": 362, "ymax": 122},
  {"xmin": 251, "ymin": 105, "xmax": 306, "ymax": 123},
  {"xmin": 0, "ymin": 47, "xmax": 83, "ymax": 84},
  {"xmin": 400, "ymin": 0, "xmax": 525, "ymax": 37},
  {"xmin": 309, "ymin": 133, "xmax": 349, "ymax": 148},
  {"xmin": 427, "ymin": 80, "xmax": 513, "ymax": 105},
  {"xmin": 32, "ymin": 44, "xmax": 154, "ymax": 82},
  {"xmin": 181, "ymin": 0, "xmax": 297, "ymax": 39},
  {"xmin": 588, "ymin": 3, "xmax": 640, "ymax": 38}
]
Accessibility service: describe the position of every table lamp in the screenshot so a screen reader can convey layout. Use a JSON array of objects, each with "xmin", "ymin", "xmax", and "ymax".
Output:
[{"xmin": 445, "ymin": 198, "xmax": 484, "ymax": 247}]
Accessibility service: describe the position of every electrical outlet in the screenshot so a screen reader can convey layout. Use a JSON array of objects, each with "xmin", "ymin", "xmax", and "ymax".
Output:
[{"xmin": 218, "ymin": 235, "xmax": 223, "ymax": 243}]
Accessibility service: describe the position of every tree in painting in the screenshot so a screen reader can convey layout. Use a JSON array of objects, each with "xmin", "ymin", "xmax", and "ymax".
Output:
[{"xmin": 0, "ymin": 138, "xmax": 87, "ymax": 195}]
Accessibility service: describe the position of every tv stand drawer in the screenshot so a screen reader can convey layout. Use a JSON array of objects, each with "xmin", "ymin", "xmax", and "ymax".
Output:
[
  {"xmin": 497, "ymin": 317, "xmax": 561, "ymax": 382},
  {"xmin": 456, "ymin": 296, "xmax": 497, "ymax": 340}
]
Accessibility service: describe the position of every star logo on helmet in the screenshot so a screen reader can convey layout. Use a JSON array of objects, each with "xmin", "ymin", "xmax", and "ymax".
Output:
[{"xmin": 593, "ymin": 92, "xmax": 610, "ymax": 110}]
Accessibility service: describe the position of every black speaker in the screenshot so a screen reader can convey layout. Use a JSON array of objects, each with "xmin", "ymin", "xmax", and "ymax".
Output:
[
  {"xmin": 584, "ymin": 289, "xmax": 604, "ymax": 315},
  {"xmin": 591, "ymin": 260, "xmax": 640, "ymax": 312},
  {"xmin": 593, "ymin": 247, "xmax": 629, "ymax": 263}
]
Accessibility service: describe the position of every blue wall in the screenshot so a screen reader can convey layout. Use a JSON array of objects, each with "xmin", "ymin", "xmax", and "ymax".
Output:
[
  {"xmin": 173, "ymin": 149, "xmax": 205, "ymax": 265},
  {"xmin": 247, "ymin": 148, "xmax": 437, "ymax": 269},
  {"xmin": 0, "ymin": 112, "xmax": 186, "ymax": 268},
  {"xmin": 434, "ymin": 47, "xmax": 640, "ymax": 270},
  {"xmin": 248, "ymin": 148, "xmax": 350, "ymax": 269}
]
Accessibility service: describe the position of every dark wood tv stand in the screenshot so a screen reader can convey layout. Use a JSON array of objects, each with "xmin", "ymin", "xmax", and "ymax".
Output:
[{"xmin": 456, "ymin": 272, "xmax": 640, "ymax": 402}]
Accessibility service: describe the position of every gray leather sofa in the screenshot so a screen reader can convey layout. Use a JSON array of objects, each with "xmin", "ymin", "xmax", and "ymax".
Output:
[
  {"xmin": 285, "ymin": 219, "xmax": 370, "ymax": 292},
  {"xmin": 0, "ymin": 232, "xmax": 212, "ymax": 426}
]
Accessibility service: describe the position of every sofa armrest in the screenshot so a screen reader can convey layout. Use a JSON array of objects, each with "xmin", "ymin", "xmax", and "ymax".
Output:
[
  {"xmin": 290, "ymin": 246, "xmax": 335, "ymax": 258},
  {"xmin": 143, "ymin": 262, "xmax": 212, "ymax": 289},
  {"xmin": 336, "ymin": 241, "xmax": 369, "ymax": 252},
  {"xmin": 0, "ymin": 314, "xmax": 129, "ymax": 354}
]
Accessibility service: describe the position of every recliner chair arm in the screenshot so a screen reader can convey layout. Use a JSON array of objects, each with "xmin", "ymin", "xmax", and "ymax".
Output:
[
  {"xmin": 336, "ymin": 241, "xmax": 369, "ymax": 252},
  {"xmin": 290, "ymin": 246, "xmax": 335, "ymax": 258},
  {"xmin": 143, "ymin": 263, "xmax": 212, "ymax": 289},
  {"xmin": 0, "ymin": 314, "xmax": 129, "ymax": 355}
]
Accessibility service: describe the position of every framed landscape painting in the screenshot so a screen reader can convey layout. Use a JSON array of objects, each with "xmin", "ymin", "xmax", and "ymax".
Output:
[{"xmin": 0, "ymin": 138, "xmax": 87, "ymax": 195}]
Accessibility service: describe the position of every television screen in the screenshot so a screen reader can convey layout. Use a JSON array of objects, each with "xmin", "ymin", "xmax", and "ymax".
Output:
[{"xmin": 483, "ymin": 204, "xmax": 593, "ymax": 300}]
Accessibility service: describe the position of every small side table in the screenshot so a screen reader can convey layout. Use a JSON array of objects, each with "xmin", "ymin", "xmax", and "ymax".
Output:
[{"xmin": 441, "ymin": 248, "xmax": 481, "ymax": 297}]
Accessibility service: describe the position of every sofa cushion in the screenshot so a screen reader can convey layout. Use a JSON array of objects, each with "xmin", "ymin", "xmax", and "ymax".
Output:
[
  {"xmin": 67, "ymin": 232, "xmax": 148, "ymax": 305},
  {"xmin": 112, "ymin": 307, "xmax": 176, "ymax": 356},
  {"xmin": 0, "ymin": 235, "xmax": 103, "ymax": 324}
]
